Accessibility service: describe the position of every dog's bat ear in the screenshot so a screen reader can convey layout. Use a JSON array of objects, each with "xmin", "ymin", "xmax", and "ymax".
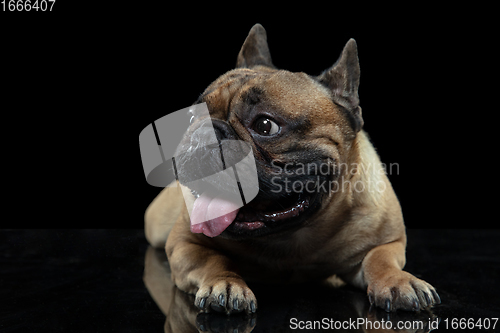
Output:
[
  {"xmin": 317, "ymin": 39, "xmax": 363, "ymax": 132},
  {"xmin": 236, "ymin": 23, "xmax": 275, "ymax": 69}
]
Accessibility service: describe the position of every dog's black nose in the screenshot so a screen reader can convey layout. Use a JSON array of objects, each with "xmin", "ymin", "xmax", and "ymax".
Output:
[
  {"xmin": 211, "ymin": 119, "xmax": 239, "ymax": 141},
  {"xmin": 174, "ymin": 118, "xmax": 252, "ymax": 194}
]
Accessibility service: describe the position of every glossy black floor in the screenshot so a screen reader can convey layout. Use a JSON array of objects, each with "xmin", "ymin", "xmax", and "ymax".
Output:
[{"xmin": 1, "ymin": 229, "xmax": 498, "ymax": 332}]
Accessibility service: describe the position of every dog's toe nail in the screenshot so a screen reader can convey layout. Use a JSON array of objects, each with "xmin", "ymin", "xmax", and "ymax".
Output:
[
  {"xmin": 233, "ymin": 299, "xmax": 239, "ymax": 311},
  {"xmin": 432, "ymin": 289, "xmax": 441, "ymax": 304},
  {"xmin": 218, "ymin": 294, "xmax": 225, "ymax": 307},
  {"xmin": 368, "ymin": 293, "xmax": 374, "ymax": 305},
  {"xmin": 424, "ymin": 292, "xmax": 431, "ymax": 306},
  {"xmin": 412, "ymin": 299, "xmax": 420, "ymax": 311},
  {"xmin": 385, "ymin": 299, "xmax": 391, "ymax": 312},
  {"xmin": 250, "ymin": 300, "xmax": 256, "ymax": 313},
  {"xmin": 199, "ymin": 297, "xmax": 206, "ymax": 309}
]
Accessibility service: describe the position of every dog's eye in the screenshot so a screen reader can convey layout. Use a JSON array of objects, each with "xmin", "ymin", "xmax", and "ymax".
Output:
[{"xmin": 253, "ymin": 117, "xmax": 280, "ymax": 136}]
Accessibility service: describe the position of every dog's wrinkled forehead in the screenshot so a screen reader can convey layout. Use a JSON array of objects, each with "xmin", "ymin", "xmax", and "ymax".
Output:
[
  {"xmin": 197, "ymin": 68, "xmax": 260, "ymax": 119},
  {"xmin": 197, "ymin": 68, "xmax": 336, "ymax": 123}
]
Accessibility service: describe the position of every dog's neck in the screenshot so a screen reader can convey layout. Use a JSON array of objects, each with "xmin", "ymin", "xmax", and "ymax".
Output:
[{"xmin": 347, "ymin": 130, "xmax": 387, "ymax": 207}]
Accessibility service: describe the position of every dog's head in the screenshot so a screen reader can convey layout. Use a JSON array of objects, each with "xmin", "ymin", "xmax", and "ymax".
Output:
[{"xmin": 175, "ymin": 24, "xmax": 362, "ymax": 239}]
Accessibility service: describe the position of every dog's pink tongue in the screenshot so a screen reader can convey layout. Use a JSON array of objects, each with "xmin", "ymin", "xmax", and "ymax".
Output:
[{"xmin": 190, "ymin": 192, "xmax": 240, "ymax": 237}]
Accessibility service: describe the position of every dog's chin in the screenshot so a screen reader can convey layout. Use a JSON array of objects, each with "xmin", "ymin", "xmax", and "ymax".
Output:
[{"xmin": 215, "ymin": 190, "xmax": 322, "ymax": 240}]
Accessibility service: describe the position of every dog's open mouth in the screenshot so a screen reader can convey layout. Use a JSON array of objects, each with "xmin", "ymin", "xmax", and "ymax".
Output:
[
  {"xmin": 189, "ymin": 189, "xmax": 314, "ymax": 238},
  {"xmin": 234, "ymin": 193, "xmax": 309, "ymax": 224}
]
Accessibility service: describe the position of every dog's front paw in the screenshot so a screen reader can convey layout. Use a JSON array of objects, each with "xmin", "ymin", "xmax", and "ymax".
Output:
[
  {"xmin": 195, "ymin": 277, "xmax": 257, "ymax": 314},
  {"xmin": 367, "ymin": 270, "xmax": 441, "ymax": 312}
]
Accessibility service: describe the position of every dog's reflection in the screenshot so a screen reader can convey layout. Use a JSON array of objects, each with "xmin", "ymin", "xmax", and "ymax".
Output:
[{"xmin": 144, "ymin": 246, "xmax": 438, "ymax": 333}]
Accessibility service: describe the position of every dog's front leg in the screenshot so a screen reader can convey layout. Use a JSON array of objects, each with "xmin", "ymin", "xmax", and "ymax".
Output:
[
  {"xmin": 354, "ymin": 237, "xmax": 441, "ymax": 312},
  {"xmin": 166, "ymin": 221, "xmax": 257, "ymax": 314}
]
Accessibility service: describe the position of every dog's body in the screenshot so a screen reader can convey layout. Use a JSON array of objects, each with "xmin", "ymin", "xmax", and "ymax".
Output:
[{"xmin": 145, "ymin": 24, "xmax": 440, "ymax": 313}]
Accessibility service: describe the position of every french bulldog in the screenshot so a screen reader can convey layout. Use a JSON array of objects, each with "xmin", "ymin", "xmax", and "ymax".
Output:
[{"xmin": 145, "ymin": 23, "xmax": 440, "ymax": 314}]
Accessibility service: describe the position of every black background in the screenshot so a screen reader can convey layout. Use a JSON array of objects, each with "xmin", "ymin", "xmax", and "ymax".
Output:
[{"xmin": 1, "ymin": 4, "xmax": 492, "ymax": 229}]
